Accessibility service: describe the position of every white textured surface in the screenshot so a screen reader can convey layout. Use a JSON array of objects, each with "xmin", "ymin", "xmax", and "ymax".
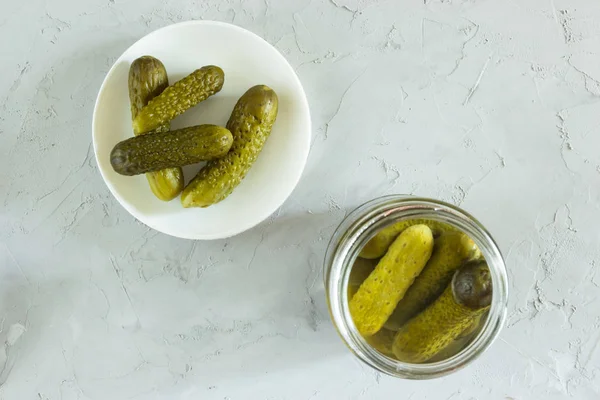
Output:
[{"xmin": 1, "ymin": 0, "xmax": 600, "ymax": 398}]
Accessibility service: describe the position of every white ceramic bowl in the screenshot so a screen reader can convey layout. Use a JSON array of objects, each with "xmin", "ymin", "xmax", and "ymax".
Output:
[{"xmin": 93, "ymin": 21, "xmax": 311, "ymax": 240}]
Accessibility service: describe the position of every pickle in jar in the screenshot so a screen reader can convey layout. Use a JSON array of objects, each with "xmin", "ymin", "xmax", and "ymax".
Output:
[
  {"xmin": 392, "ymin": 262, "xmax": 492, "ymax": 363},
  {"xmin": 349, "ymin": 224, "xmax": 434, "ymax": 336},
  {"xmin": 346, "ymin": 218, "xmax": 493, "ymax": 364}
]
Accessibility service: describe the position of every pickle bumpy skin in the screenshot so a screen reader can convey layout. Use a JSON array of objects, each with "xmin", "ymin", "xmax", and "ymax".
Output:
[
  {"xmin": 181, "ymin": 85, "xmax": 279, "ymax": 208},
  {"xmin": 385, "ymin": 232, "xmax": 481, "ymax": 330},
  {"xmin": 132, "ymin": 65, "xmax": 225, "ymax": 133},
  {"xmin": 128, "ymin": 56, "xmax": 183, "ymax": 201},
  {"xmin": 349, "ymin": 225, "xmax": 434, "ymax": 337},
  {"xmin": 392, "ymin": 262, "xmax": 492, "ymax": 363},
  {"xmin": 110, "ymin": 125, "xmax": 233, "ymax": 176},
  {"xmin": 359, "ymin": 219, "xmax": 456, "ymax": 259},
  {"xmin": 347, "ymin": 257, "xmax": 377, "ymax": 300}
]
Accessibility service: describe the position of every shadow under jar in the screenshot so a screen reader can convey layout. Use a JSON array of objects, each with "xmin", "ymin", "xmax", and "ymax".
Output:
[{"xmin": 324, "ymin": 195, "xmax": 508, "ymax": 379}]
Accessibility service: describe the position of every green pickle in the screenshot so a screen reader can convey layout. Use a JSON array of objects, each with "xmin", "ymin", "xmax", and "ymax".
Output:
[
  {"xmin": 129, "ymin": 56, "xmax": 183, "ymax": 201},
  {"xmin": 359, "ymin": 219, "xmax": 457, "ymax": 259},
  {"xmin": 132, "ymin": 65, "xmax": 225, "ymax": 133},
  {"xmin": 392, "ymin": 262, "xmax": 492, "ymax": 363},
  {"xmin": 349, "ymin": 225, "xmax": 434, "ymax": 336},
  {"xmin": 347, "ymin": 257, "xmax": 377, "ymax": 300},
  {"xmin": 110, "ymin": 125, "xmax": 233, "ymax": 176},
  {"xmin": 385, "ymin": 232, "xmax": 481, "ymax": 330},
  {"xmin": 181, "ymin": 85, "xmax": 279, "ymax": 208}
]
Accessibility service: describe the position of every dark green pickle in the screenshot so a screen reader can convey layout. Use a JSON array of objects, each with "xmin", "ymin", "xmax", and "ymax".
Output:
[
  {"xmin": 391, "ymin": 262, "xmax": 492, "ymax": 363},
  {"xmin": 129, "ymin": 56, "xmax": 184, "ymax": 201},
  {"xmin": 110, "ymin": 125, "xmax": 233, "ymax": 176},
  {"xmin": 385, "ymin": 232, "xmax": 481, "ymax": 330}
]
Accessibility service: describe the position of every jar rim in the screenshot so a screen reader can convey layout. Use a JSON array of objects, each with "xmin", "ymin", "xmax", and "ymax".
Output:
[{"xmin": 324, "ymin": 195, "xmax": 508, "ymax": 379}]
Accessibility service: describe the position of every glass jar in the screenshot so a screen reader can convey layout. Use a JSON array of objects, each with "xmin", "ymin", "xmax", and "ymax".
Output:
[{"xmin": 324, "ymin": 195, "xmax": 508, "ymax": 379}]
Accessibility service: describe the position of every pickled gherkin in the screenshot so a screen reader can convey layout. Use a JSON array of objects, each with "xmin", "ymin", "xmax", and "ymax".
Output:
[
  {"xmin": 385, "ymin": 232, "xmax": 481, "ymax": 330},
  {"xmin": 110, "ymin": 125, "xmax": 233, "ymax": 176},
  {"xmin": 348, "ymin": 257, "xmax": 377, "ymax": 300},
  {"xmin": 129, "ymin": 56, "xmax": 170, "ymax": 131},
  {"xmin": 392, "ymin": 262, "xmax": 492, "ymax": 363},
  {"xmin": 349, "ymin": 225, "xmax": 434, "ymax": 337},
  {"xmin": 359, "ymin": 219, "xmax": 457, "ymax": 259},
  {"xmin": 128, "ymin": 56, "xmax": 183, "ymax": 201},
  {"xmin": 181, "ymin": 85, "xmax": 278, "ymax": 208},
  {"xmin": 132, "ymin": 65, "xmax": 225, "ymax": 133},
  {"xmin": 144, "ymin": 167, "xmax": 184, "ymax": 201}
]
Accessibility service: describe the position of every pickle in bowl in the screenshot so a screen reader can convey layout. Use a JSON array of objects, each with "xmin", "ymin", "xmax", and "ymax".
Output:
[
  {"xmin": 110, "ymin": 125, "xmax": 233, "ymax": 176},
  {"xmin": 132, "ymin": 65, "xmax": 225, "ymax": 134},
  {"xmin": 181, "ymin": 85, "xmax": 279, "ymax": 208},
  {"xmin": 128, "ymin": 55, "xmax": 184, "ymax": 201}
]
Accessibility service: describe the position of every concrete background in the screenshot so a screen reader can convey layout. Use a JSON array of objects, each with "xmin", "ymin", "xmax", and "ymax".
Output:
[{"xmin": 2, "ymin": 0, "xmax": 600, "ymax": 398}]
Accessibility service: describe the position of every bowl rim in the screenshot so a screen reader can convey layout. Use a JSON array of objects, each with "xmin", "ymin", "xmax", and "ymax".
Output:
[{"xmin": 92, "ymin": 20, "xmax": 312, "ymax": 240}]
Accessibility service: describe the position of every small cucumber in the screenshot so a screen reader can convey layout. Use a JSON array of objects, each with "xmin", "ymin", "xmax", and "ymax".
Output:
[
  {"xmin": 349, "ymin": 225, "xmax": 434, "ymax": 336},
  {"xmin": 133, "ymin": 65, "xmax": 225, "ymax": 133},
  {"xmin": 385, "ymin": 232, "xmax": 481, "ymax": 330},
  {"xmin": 181, "ymin": 85, "xmax": 278, "ymax": 208},
  {"xmin": 110, "ymin": 125, "xmax": 233, "ymax": 176},
  {"xmin": 128, "ymin": 56, "xmax": 183, "ymax": 201},
  {"xmin": 392, "ymin": 262, "xmax": 492, "ymax": 363}
]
